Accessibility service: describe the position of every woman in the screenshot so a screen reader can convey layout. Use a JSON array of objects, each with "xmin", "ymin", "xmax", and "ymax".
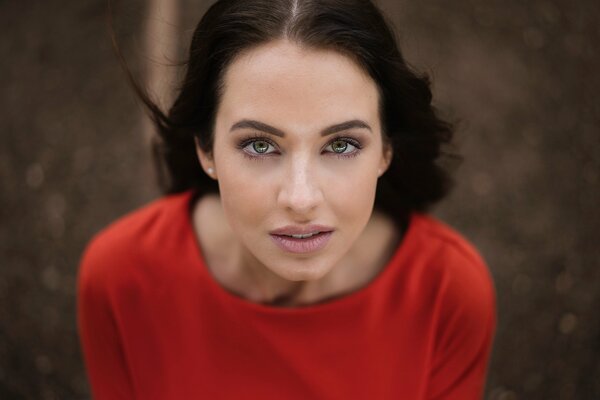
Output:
[{"xmin": 77, "ymin": 0, "xmax": 496, "ymax": 399}]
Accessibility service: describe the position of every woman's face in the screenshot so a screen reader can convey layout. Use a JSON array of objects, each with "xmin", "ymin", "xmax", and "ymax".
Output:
[{"xmin": 197, "ymin": 40, "xmax": 391, "ymax": 282}]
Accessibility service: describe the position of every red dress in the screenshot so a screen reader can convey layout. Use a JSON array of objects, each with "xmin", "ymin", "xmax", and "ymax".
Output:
[{"xmin": 77, "ymin": 190, "xmax": 496, "ymax": 399}]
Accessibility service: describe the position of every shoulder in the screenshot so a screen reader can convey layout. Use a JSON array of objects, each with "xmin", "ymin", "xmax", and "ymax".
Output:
[
  {"xmin": 409, "ymin": 215, "xmax": 497, "ymax": 398},
  {"xmin": 410, "ymin": 213, "xmax": 493, "ymax": 286},
  {"xmin": 77, "ymin": 190, "xmax": 195, "ymax": 289},
  {"xmin": 407, "ymin": 213, "xmax": 496, "ymax": 323},
  {"xmin": 412, "ymin": 214, "xmax": 487, "ymax": 270}
]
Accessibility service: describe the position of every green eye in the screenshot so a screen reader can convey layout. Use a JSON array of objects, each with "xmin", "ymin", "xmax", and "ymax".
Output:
[
  {"xmin": 252, "ymin": 141, "xmax": 270, "ymax": 153},
  {"xmin": 331, "ymin": 140, "xmax": 348, "ymax": 153}
]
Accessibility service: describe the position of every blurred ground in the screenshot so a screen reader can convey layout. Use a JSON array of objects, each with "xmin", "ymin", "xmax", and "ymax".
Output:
[{"xmin": 1, "ymin": 0, "xmax": 599, "ymax": 399}]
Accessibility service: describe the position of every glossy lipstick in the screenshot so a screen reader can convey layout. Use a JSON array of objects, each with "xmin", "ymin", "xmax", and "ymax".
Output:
[{"xmin": 269, "ymin": 225, "xmax": 334, "ymax": 254}]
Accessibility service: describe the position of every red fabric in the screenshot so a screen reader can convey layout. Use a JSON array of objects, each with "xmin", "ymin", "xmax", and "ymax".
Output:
[{"xmin": 77, "ymin": 190, "xmax": 496, "ymax": 400}]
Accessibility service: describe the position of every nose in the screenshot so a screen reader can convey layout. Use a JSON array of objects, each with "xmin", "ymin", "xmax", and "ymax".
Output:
[{"xmin": 277, "ymin": 155, "xmax": 324, "ymax": 217}]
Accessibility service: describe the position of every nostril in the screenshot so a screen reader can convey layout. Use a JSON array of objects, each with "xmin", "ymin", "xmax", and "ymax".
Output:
[{"xmin": 278, "ymin": 185, "xmax": 323, "ymax": 214}]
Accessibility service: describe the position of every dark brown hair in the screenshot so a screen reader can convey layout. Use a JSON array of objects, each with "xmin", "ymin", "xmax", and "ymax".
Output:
[{"xmin": 121, "ymin": 0, "xmax": 456, "ymax": 228}]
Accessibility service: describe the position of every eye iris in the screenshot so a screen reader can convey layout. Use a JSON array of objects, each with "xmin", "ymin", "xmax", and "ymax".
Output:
[
  {"xmin": 332, "ymin": 140, "xmax": 348, "ymax": 153},
  {"xmin": 253, "ymin": 141, "xmax": 269, "ymax": 153}
]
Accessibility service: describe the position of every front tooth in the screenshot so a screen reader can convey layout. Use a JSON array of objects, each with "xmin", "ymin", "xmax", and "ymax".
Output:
[{"xmin": 291, "ymin": 233, "xmax": 316, "ymax": 239}]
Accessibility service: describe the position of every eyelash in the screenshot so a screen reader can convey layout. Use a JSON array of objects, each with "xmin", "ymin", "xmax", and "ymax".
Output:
[{"xmin": 236, "ymin": 134, "xmax": 363, "ymax": 161}]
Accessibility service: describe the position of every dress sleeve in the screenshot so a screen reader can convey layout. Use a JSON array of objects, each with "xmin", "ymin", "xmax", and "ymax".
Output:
[
  {"xmin": 77, "ymin": 240, "xmax": 135, "ymax": 400},
  {"xmin": 426, "ymin": 257, "xmax": 497, "ymax": 400}
]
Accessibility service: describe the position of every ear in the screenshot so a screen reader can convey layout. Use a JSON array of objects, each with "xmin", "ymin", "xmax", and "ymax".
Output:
[
  {"xmin": 194, "ymin": 137, "xmax": 217, "ymax": 179},
  {"xmin": 377, "ymin": 142, "xmax": 393, "ymax": 178}
]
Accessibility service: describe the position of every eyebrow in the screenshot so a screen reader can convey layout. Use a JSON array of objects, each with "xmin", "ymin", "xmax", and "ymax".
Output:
[{"xmin": 229, "ymin": 119, "xmax": 372, "ymax": 137}]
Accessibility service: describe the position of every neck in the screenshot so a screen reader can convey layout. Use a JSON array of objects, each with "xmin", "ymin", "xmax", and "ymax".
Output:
[
  {"xmin": 192, "ymin": 194, "xmax": 400, "ymax": 308},
  {"xmin": 243, "ymin": 256, "xmax": 302, "ymax": 304}
]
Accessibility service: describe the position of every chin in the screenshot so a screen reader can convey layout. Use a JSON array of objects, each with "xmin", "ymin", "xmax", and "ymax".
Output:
[{"xmin": 268, "ymin": 259, "xmax": 335, "ymax": 282}]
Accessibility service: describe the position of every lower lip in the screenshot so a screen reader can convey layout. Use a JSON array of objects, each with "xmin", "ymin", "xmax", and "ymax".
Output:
[{"xmin": 270, "ymin": 232, "xmax": 333, "ymax": 254}]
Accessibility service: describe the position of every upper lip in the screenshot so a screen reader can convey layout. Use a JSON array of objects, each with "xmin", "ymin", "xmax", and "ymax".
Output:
[{"xmin": 269, "ymin": 225, "xmax": 334, "ymax": 236}]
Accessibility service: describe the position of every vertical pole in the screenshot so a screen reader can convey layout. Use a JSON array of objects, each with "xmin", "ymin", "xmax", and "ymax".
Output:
[{"xmin": 142, "ymin": 0, "xmax": 180, "ymax": 144}]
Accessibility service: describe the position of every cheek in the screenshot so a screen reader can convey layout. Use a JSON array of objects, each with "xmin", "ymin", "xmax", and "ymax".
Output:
[
  {"xmin": 218, "ymin": 168, "xmax": 271, "ymax": 227},
  {"xmin": 321, "ymin": 157, "xmax": 380, "ymax": 222},
  {"xmin": 213, "ymin": 144, "xmax": 278, "ymax": 236},
  {"xmin": 329, "ymin": 171, "xmax": 377, "ymax": 217}
]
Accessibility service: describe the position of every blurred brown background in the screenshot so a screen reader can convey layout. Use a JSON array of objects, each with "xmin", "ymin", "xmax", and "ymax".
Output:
[{"xmin": 1, "ymin": 0, "xmax": 599, "ymax": 399}]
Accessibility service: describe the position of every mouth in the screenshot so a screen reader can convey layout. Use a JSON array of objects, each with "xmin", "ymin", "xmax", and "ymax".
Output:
[
  {"xmin": 279, "ymin": 232, "xmax": 325, "ymax": 239},
  {"xmin": 269, "ymin": 226, "xmax": 334, "ymax": 254}
]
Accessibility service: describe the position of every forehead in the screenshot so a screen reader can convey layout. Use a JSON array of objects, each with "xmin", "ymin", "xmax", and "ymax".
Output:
[{"xmin": 217, "ymin": 40, "xmax": 380, "ymax": 131}]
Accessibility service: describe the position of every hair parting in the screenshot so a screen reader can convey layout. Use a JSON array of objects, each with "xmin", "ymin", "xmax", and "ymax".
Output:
[{"xmin": 110, "ymin": 0, "xmax": 460, "ymax": 228}]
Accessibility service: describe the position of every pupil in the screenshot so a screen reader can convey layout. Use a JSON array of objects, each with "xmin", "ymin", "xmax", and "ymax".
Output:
[
  {"xmin": 333, "ymin": 141, "xmax": 347, "ymax": 153},
  {"xmin": 253, "ymin": 141, "xmax": 268, "ymax": 153}
]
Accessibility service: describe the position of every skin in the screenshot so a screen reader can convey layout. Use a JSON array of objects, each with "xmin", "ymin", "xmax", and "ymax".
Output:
[{"xmin": 194, "ymin": 40, "xmax": 398, "ymax": 306}]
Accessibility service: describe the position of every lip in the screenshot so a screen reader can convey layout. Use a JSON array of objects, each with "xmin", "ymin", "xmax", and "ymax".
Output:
[
  {"xmin": 269, "ymin": 224, "xmax": 334, "ymax": 236},
  {"xmin": 269, "ymin": 225, "xmax": 335, "ymax": 254}
]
